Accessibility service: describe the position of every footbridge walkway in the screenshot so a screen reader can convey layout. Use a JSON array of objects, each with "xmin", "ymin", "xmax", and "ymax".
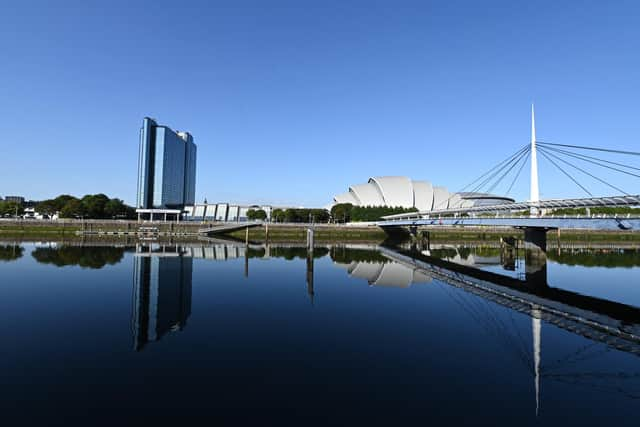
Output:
[{"xmin": 197, "ymin": 221, "xmax": 261, "ymax": 236}]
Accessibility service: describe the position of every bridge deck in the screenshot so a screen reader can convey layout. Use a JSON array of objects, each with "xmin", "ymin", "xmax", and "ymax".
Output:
[
  {"xmin": 381, "ymin": 194, "xmax": 640, "ymax": 221},
  {"xmin": 378, "ymin": 216, "xmax": 640, "ymax": 230}
]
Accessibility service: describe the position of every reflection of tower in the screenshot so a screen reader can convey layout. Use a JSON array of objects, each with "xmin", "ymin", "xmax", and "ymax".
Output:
[
  {"xmin": 525, "ymin": 247, "xmax": 548, "ymax": 289},
  {"xmin": 306, "ymin": 250, "xmax": 314, "ymax": 305},
  {"xmin": 531, "ymin": 306, "xmax": 541, "ymax": 416},
  {"xmin": 131, "ymin": 249, "xmax": 193, "ymax": 351},
  {"xmin": 244, "ymin": 245, "xmax": 249, "ymax": 278}
]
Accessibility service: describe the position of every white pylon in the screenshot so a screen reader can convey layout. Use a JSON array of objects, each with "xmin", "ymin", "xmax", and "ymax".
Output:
[{"xmin": 530, "ymin": 105, "xmax": 540, "ymax": 216}]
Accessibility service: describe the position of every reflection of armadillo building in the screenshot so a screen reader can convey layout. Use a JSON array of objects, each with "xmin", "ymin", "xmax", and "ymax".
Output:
[
  {"xmin": 132, "ymin": 247, "xmax": 193, "ymax": 351},
  {"xmin": 335, "ymin": 261, "xmax": 432, "ymax": 288}
]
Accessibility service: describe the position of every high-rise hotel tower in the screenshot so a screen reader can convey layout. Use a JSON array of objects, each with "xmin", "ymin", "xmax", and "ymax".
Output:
[{"xmin": 136, "ymin": 117, "xmax": 197, "ymax": 210}]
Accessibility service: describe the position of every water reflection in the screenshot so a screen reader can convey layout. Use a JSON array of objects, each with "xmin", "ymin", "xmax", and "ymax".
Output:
[
  {"xmin": 381, "ymin": 246, "xmax": 640, "ymax": 412},
  {"xmin": 0, "ymin": 244, "xmax": 23, "ymax": 261},
  {"xmin": 548, "ymin": 248, "xmax": 640, "ymax": 268},
  {"xmin": 131, "ymin": 244, "xmax": 192, "ymax": 351},
  {"xmin": 31, "ymin": 244, "xmax": 125, "ymax": 269},
  {"xmin": 126, "ymin": 241, "xmax": 640, "ymax": 413},
  {"xmin": 1, "ymin": 240, "xmax": 639, "ymax": 422}
]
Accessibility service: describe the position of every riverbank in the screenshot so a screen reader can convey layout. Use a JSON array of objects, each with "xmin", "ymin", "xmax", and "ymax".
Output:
[{"xmin": 1, "ymin": 219, "xmax": 640, "ymax": 244}]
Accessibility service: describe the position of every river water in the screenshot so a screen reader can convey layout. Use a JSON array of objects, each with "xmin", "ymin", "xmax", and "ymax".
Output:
[{"xmin": 0, "ymin": 240, "xmax": 639, "ymax": 425}]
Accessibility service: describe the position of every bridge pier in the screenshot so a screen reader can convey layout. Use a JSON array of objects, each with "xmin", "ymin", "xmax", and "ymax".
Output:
[
  {"xmin": 306, "ymin": 228, "xmax": 315, "ymax": 250},
  {"xmin": 524, "ymin": 227, "xmax": 547, "ymax": 252},
  {"xmin": 418, "ymin": 230, "xmax": 431, "ymax": 252}
]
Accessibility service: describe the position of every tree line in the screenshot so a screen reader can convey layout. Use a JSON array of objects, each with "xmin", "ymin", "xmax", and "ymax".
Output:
[
  {"xmin": 0, "ymin": 200, "xmax": 25, "ymax": 217},
  {"xmin": 271, "ymin": 208, "xmax": 331, "ymax": 223},
  {"xmin": 248, "ymin": 204, "xmax": 421, "ymax": 223},
  {"xmin": 36, "ymin": 194, "xmax": 136, "ymax": 219},
  {"xmin": 330, "ymin": 203, "xmax": 418, "ymax": 222}
]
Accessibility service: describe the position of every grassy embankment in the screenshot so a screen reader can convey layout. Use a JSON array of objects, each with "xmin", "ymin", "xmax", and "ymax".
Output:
[
  {"xmin": 227, "ymin": 225, "xmax": 387, "ymax": 242},
  {"xmin": 228, "ymin": 225, "xmax": 640, "ymax": 243},
  {"xmin": 1, "ymin": 221, "xmax": 639, "ymax": 243}
]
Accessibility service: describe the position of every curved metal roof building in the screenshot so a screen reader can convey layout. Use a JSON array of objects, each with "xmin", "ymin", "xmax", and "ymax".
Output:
[{"xmin": 332, "ymin": 176, "xmax": 514, "ymax": 211}]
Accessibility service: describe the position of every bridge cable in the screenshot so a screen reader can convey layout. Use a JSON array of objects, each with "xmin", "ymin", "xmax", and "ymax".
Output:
[
  {"xmin": 538, "ymin": 142, "xmax": 640, "ymax": 172},
  {"xmin": 543, "ymin": 148, "xmax": 630, "ymax": 196},
  {"xmin": 433, "ymin": 145, "xmax": 530, "ymax": 210},
  {"xmin": 486, "ymin": 148, "xmax": 532, "ymax": 195},
  {"xmin": 538, "ymin": 146, "xmax": 630, "ymax": 195},
  {"xmin": 537, "ymin": 148, "xmax": 593, "ymax": 197},
  {"xmin": 536, "ymin": 141, "xmax": 640, "ymax": 157},
  {"xmin": 438, "ymin": 147, "xmax": 528, "ymax": 210},
  {"xmin": 457, "ymin": 146, "xmax": 530, "ymax": 200},
  {"xmin": 505, "ymin": 150, "xmax": 531, "ymax": 197},
  {"xmin": 458, "ymin": 144, "xmax": 530, "ymax": 192},
  {"xmin": 537, "ymin": 144, "xmax": 640, "ymax": 178}
]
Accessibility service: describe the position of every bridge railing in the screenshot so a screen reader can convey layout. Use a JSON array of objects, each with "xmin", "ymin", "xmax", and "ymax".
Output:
[{"xmin": 380, "ymin": 194, "xmax": 640, "ymax": 222}]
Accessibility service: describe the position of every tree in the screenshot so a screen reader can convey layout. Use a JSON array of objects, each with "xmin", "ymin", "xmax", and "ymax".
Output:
[
  {"xmin": 36, "ymin": 199, "xmax": 60, "ymax": 216},
  {"xmin": 53, "ymin": 195, "xmax": 77, "ymax": 211},
  {"xmin": 60, "ymin": 199, "xmax": 86, "ymax": 218},
  {"xmin": 331, "ymin": 203, "xmax": 353, "ymax": 223},
  {"xmin": 350, "ymin": 205, "xmax": 417, "ymax": 222},
  {"xmin": 0, "ymin": 201, "xmax": 24, "ymax": 217},
  {"xmin": 247, "ymin": 209, "xmax": 267, "ymax": 221},
  {"xmin": 104, "ymin": 198, "xmax": 134, "ymax": 218},
  {"xmin": 272, "ymin": 208, "xmax": 285, "ymax": 223},
  {"xmin": 82, "ymin": 194, "xmax": 109, "ymax": 219},
  {"xmin": 284, "ymin": 209, "xmax": 299, "ymax": 223}
]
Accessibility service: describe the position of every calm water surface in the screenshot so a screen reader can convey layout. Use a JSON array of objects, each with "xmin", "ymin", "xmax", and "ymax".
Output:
[{"xmin": 0, "ymin": 240, "xmax": 639, "ymax": 426}]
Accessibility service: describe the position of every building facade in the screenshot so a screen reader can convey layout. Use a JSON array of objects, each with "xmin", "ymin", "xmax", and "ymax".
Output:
[
  {"xmin": 184, "ymin": 203, "xmax": 274, "ymax": 222},
  {"xmin": 137, "ymin": 117, "xmax": 197, "ymax": 210},
  {"xmin": 3, "ymin": 196, "xmax": 25, "ymax": 205}
]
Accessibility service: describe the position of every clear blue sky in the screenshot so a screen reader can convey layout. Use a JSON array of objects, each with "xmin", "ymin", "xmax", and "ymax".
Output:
[{"xmin": 2, "ymin": 0, "xmax": 639, "ymax": 206}]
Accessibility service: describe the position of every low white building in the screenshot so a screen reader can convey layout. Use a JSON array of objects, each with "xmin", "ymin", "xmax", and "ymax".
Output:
[{"xmin": 183, "ymin": 203, "xmax": 273, "ymax": 222}]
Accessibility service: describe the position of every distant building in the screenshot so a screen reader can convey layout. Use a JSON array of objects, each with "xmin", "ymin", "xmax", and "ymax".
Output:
[
  {"xmin": 136, "ymin": 117, "xmax": 197, "ymax": 220},
  {"xmin": 184, "ymin": 203, "xmax": 274, "ymax": 222},
  {"xmin": 4, "ymin": 196, "xmax": 25, "ymax": 205},
  {"xmin": 332, "ymin": 176, "xmax": 513, "ymax": 211}
]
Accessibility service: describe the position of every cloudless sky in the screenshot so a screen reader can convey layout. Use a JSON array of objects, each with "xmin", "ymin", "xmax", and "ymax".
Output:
[{"xmin": 1, "ymin": 0, "xmax": 639, "ymax": 206}]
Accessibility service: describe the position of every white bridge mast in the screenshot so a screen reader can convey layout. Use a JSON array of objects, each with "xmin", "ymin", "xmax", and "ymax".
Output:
[{"xmin": 530, "ymin": 105, "xmax": 540, "ymax": 216}]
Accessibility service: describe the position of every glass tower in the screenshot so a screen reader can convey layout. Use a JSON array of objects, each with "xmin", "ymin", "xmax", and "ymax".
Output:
[{"xmin": 137, "ymin": 117, "xmax": 197, "ymax": 209}]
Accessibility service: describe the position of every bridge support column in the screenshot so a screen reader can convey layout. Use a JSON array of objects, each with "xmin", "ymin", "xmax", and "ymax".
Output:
[
  {"xmin": 524, "ymin": 228, "xmax": 547, "ymax": 252},
  {"xmin": 418, "ymin": 230, "xmax": 430, "ymax": 252},
  {"xmin": 307, "ymin": 228, "xmax": 315, "ymax": 250}
]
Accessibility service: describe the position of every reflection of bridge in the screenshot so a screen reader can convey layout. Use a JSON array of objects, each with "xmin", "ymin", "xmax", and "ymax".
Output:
[
  {"xmin": 381, "ymin": 247, "xmax": 640, "ymax": 355},
  {"xmin": 378, "ymin": 107, "xmax": 640, "ymax": 250},
  {"xmin": 380, "ymin": 245, "xmax": 640, "ymax": 415}
]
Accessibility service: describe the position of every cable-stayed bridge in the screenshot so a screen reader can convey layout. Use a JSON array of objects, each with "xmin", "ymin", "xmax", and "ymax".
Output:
[{"xmin": 378, "ymin": 106, "xmax": 640, "ymax": 249}]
